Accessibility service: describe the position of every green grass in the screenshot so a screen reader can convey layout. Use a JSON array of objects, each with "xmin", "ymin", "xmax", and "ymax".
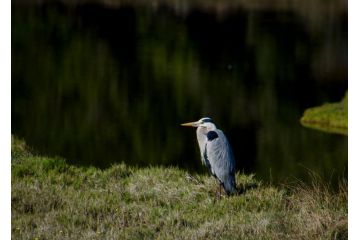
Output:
[
  {"xmin": 300, "ymin": 92, "xmax": 348, "ymax": 135},
  {"xmin": 12, "ymin": 136, "xmax": 347, "ymax": 239}
]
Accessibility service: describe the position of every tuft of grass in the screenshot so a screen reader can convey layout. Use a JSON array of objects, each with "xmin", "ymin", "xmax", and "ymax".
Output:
[
  {"xmin": 300, "ymin": 92, "xmax": 348, "ymax": 135},
  {"xmin": 12, "ymin": 137, "xmax": 347, "ymax": 239}
]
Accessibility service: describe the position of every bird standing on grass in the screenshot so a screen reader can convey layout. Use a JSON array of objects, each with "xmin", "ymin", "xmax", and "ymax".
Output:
[{"xmin": 181, "ymin": 117, "xmax": 237, "ymax": 196}]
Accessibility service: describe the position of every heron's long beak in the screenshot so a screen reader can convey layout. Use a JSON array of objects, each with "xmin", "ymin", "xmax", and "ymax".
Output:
[{"xmin": 181, "ymin": 121, "xmax": 199, "ymax": 127}]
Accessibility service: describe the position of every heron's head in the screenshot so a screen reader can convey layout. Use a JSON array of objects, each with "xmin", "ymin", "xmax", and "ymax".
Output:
[{"xmin": 181, "ymin": 117, "xmax": 217, "ymax": 131}]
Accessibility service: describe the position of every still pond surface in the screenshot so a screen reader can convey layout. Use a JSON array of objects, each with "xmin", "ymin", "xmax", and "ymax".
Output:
[{"xmin": 12, "ymin": 2, "xmax": 348, "ymax": 186}]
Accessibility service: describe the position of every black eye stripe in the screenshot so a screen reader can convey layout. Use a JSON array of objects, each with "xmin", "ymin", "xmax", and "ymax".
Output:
[{"xmin": 201, "ymin": 118, "xmax": 212, "ymax": 123}]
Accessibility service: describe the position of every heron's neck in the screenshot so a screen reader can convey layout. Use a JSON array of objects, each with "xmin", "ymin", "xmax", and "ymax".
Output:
[
  {"xmin": 207, "ymin": 123, "xmax": 217, "ymax": 131},
  {"xmin": 196, "ymin": 127, "xmax": 207, "ymax": 154}
]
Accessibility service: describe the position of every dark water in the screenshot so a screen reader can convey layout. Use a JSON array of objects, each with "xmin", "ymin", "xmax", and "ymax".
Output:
[{"xmin": 12, "ymin": 2, "xmax": 348, "ymax": 186}]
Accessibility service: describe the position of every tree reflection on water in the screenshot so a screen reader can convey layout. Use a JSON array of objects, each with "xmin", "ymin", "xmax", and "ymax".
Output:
[{"xmin": 12, "ymin": 2, "xmax": 347, "ymax": 186}]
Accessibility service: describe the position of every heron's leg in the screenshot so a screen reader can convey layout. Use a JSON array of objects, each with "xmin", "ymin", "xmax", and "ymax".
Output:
[{"xmin": 216, "ymin": 182, "xmax": 225, "ymax": 199}]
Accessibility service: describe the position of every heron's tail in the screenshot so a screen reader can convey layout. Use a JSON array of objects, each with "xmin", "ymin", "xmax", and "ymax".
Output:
[{"xmin": 223, "ymin": 177, "xmax": 238, "ymax": 195}]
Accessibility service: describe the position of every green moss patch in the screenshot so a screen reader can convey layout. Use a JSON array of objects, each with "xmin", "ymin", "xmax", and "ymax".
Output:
[{"xmin": 301, "ymin": 92, "xmax": 348, "ymax": 135}]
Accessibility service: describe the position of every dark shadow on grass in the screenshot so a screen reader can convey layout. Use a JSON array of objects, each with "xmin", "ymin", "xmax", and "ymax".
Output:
[{"xmin": 236, "ymin": 182, "xmax": 259, "ymax": 195}]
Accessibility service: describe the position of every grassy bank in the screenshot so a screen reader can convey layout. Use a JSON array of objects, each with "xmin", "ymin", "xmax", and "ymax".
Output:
[
  {"xmin": 12, "ymin": 137, "xmax": 347, "ymax": 239},
  {"xmin": 300, "ymin": 92, "xmax": 348, "ymax": 135}
]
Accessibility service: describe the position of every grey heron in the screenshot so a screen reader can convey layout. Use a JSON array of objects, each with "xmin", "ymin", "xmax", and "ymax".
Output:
[{"xmin": 181, "ymin": 117, "xmax": 237, "ymax": 196}]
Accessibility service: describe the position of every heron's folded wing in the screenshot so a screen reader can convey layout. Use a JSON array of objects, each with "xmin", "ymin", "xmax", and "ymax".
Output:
[{"xmin": 205, "ymin": 130, "xmax": 235, "ymax": 182}]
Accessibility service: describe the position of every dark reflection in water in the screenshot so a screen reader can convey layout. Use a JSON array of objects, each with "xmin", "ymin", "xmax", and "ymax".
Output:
[{"xmin": 12, "ymin": 2, "xmax": 347, "ymax": 186}]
